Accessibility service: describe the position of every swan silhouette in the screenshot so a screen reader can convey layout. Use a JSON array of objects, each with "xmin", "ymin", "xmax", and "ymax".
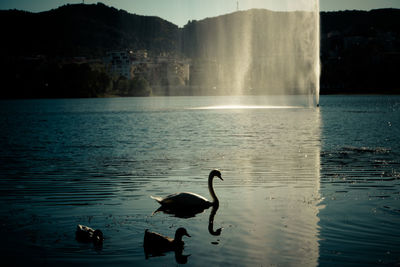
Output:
[
  {"xmin": 151, "ymin": 170, "xmax": 223, "ymax": 217},
  {"xmin": 144, "ymin": 227, "xmax": 191, "ymax": 258}
]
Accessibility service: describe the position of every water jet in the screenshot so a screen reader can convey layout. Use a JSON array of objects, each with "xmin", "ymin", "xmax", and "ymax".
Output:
[{"xmin": 182, "ymin": 1, "xmax": 320, "ymax": 107}]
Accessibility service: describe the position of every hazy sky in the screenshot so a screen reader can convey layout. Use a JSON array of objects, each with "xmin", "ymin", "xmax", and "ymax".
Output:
[{"xmin": 1, "ymin": 0, "xmax": 399, "ymax": 27}]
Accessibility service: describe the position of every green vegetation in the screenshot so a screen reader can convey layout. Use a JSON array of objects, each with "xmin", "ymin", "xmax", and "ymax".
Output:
[
  {"xmin": 113, "ymin": 76, "xmax": 152, "ymax": 97},
  {"xmin": 0, "ymin": 58, "xmax": 151, "ymax": 98}
]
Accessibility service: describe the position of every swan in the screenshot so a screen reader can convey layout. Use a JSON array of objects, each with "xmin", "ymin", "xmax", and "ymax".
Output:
[
  {"xmin": 151, "ymin": 170, "xmax": 223, "ymax": 215},
  {"xmin": 75, "ymin": 224, "xmax": 104, "ymax": 244},
  {"xmin": 144, "ymin": 227, "xmax": 190, "ymax": 256}
]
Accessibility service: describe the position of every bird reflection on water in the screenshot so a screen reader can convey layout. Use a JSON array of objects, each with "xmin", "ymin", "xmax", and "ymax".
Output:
[
  {"xmin": 208, "ymin": 204, "xmax": 222, "ymax": 236},
  {"xmin": 143, "ymin": 227, "xmax": 191, "ymax": 264}
]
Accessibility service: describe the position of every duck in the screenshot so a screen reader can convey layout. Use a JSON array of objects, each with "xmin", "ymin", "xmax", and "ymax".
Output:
[
  {"xmin": 75, "ymin": 224, "xmax": 104, "ymax": 244},
  {"xmin": 151, "ymin": 170, "xmax": 223, "ymax": 216},
  {"xmin": 143, "ymin": 227, "xmax": 190, "ymax": 256}
]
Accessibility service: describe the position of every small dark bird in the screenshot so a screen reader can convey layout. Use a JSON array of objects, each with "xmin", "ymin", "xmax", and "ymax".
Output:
[
  {"xmin": 143, "ymin": 227, "xmax": 190, "ymax": 256},
  {"xmin": 75, "ymin": 224, "xmax": 104, "ymax": 244}
]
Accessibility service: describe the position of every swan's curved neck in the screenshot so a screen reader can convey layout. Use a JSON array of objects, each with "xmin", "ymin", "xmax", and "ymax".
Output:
[
  {"xmin": 174, "ymin": 233, "xmax": 183, "ymax": 242},
  {"xmin": 208, "ymin": 174, "xmax": 219, "ymax": 204}
]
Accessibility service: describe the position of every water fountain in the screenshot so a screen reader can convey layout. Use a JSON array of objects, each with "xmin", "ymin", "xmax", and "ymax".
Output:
[{"xmin": 182, "ymin": 0, "xmax": 320, "ymax": 107}]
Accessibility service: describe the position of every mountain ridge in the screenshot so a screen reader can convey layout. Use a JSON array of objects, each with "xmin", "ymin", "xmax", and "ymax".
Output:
[{"xmin": 1, "ymin": 3, "xmax": 399, "ymax": 57}]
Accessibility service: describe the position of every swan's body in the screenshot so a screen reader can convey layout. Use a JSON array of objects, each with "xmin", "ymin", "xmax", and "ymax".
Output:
[
  {"xmin": 144, "ymin": 227, "xmax": 190, "ymax": 256},
  {"xmin": 151, "ymin": 170, "xmax": 223, "ymax": 216},
  {"xmin": 151, "ymin": 192, "xmax": 211, "ymax": 209},
  {"xmin": 75, "ymin": 224, "xmax": 104, "ymax": 244}
]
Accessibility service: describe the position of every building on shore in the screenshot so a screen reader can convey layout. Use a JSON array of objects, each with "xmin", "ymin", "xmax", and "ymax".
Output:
[{"xmin": 105, "ymin": 50, "xmax": 133, "ymax": 78}]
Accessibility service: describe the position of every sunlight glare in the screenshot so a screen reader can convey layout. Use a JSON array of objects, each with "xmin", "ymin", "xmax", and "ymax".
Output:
[{"xmin": 190, "ymin": 105, "xmax": 303, "ymax": 110}]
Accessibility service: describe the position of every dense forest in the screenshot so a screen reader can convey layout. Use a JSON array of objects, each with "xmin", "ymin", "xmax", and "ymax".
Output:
[{"xmin": 0, "ymin": 3, "xmax": 399, "ymax": 98}]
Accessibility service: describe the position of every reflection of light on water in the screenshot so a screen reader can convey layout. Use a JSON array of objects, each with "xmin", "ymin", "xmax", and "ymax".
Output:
[
  {"xmin": 190, "ymin": 105, "xmax": 304, "ymax": 110},
  {"xmin": 224, "ymin": 108, "xmax": 322, "ymax": 266}
]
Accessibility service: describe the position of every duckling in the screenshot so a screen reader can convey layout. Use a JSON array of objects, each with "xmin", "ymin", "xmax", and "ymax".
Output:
[
  {"xmin": 75, "ymin": 224, "xmax": 104, "ymax": 244},
  {"xmin": 143, "ymin": 227, "xmax": 190, "ymax": 256}
]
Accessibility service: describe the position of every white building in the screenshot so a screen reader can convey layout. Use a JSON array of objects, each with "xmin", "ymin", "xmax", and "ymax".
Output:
[{"xmin": 105, "ymin": 50, "xmax": 133, "ymax": 78}]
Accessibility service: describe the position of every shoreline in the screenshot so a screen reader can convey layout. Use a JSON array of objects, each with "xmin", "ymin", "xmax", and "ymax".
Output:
[{"xmin": 1, "ymin": 93, "xmax": 400, "ymax": 101}]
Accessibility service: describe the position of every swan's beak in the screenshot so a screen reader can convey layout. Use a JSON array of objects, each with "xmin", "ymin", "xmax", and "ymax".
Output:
[
  {"xmin": 185, "ymin": 233, "xmax": 191, "ymax": 237},
  {"xmin": 218, "ymin": 175, "xmax": 223, "ymax": 181}
]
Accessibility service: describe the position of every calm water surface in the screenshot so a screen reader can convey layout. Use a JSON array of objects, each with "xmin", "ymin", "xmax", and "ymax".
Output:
[{"xmin": 0, "ymin": 96, "xmax": 399, "ymax": 266}]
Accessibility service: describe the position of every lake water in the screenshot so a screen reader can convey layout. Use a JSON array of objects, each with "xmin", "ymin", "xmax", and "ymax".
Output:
[{"xmin": 0, "ymin": 95, "xmax": 399, "ymax": 266}]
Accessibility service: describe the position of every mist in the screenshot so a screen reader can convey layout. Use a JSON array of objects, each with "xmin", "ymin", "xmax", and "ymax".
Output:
[{"xmin": 181, "ymin": 1, "xmax": 320, "ymax": 106}]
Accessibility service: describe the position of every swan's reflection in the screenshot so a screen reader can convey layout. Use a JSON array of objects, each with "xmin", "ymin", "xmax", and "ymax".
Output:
[
  {"xmin": 153, "ymin": 205, "xmax": 208, "ymax": 218},
  {"xmin": 153, "ymin": 202, "xmax": 222, "ymax": 237},
  {"xmin": 208, "ymin": 203, "xmax": 222, "ymax": 236},
  {"xmin": 143, "ymin": 227, "xmax": 191, "ymax": 264}
]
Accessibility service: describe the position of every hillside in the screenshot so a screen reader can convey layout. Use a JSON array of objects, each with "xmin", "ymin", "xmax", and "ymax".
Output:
[
  {"xmin": 0, "ymin": 3, "xmax": 180, "ymax": 57},
  {"xmin": 319, "ymin": 9, "xmax": 400, "ymax": 93},
  {"xmin": 320, "ymin": 9, "xmax": 400, "ymax": 35}
]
